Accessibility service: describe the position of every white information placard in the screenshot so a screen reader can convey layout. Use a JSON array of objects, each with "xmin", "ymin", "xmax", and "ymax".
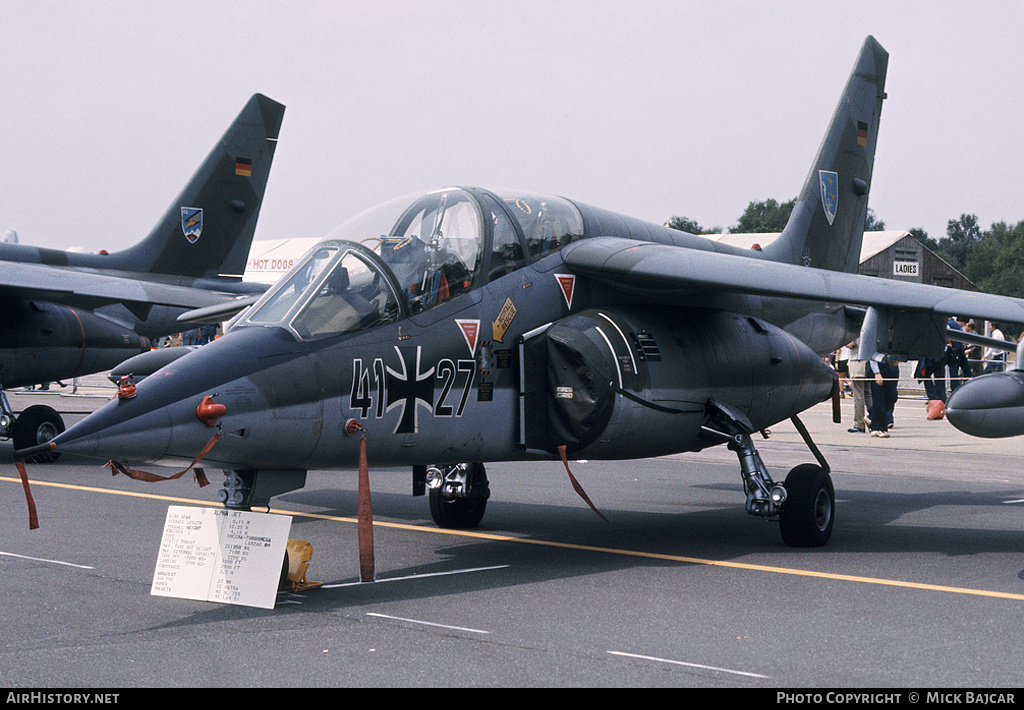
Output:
[{"xmin": 151, "ymin": 506, "xmax": 292, "ymax": 609}]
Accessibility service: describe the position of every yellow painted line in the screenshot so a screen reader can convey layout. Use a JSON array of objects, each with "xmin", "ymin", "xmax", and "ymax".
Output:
[{"xmin": 6, "ymin": 475, "xmax": 1024, "ymax": 602}]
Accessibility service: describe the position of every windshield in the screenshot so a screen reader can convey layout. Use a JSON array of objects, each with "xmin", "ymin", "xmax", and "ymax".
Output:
[
  {"xmin": 245, "ymin": 245, "xmax": 338, "ymax": 324},
  {"xmin": 244, "ymin": 244, "xmax": 400, "ymax": 340}
]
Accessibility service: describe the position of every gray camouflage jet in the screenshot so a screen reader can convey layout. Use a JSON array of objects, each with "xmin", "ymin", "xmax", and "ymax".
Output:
[
  {"xmin": 23, "ymin": 38, "xmax": 1024, "ymax": 546},
  {"xmin": 1, "ymin": 94, "xmax": 284, "ymax": 459}
]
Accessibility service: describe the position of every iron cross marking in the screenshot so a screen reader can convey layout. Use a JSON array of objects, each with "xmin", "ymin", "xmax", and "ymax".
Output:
[{"xmin": 385, "ymin": 345, "xmax": 435, "ymax": 434}]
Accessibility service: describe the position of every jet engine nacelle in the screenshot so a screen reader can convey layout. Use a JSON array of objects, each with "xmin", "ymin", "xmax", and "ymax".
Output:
[
  {"xmin": 946, "ymin": 369, "xmax": 1024, "ymax": 438},
  {"xmin": 0, "ymin": 300, "xmax": 149, "ymax": 388},
  {"xmin": 521, "ymin": 307, "xmax": 837, "ymax": 458}
]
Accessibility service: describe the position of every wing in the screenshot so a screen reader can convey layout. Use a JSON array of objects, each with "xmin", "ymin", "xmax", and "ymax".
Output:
[
  {"xmin": 562, "ymin": 237, "xmax": 1024, "ymax": 324},
  {"xmin": 0, "ymin": 260, "xmax": 242, "ymax": 311}
]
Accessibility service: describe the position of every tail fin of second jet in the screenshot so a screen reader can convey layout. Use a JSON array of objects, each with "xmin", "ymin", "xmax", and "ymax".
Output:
[
  {"xmin": 761, "ymin": 36, "xmax": 888, "ymax": 274},
  {"xmin": 106, "ymin": 93, "xmax": 285, "ymax": 280}
]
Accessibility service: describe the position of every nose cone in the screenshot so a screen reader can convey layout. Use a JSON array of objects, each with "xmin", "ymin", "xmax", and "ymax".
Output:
[
  {"xmin": 26, "ymin": 332, "xmax": 246, "ymax": 465},
  {"xmin": 946, "ymin": 370, "xmax": 1024, "ymax": 438},
  {"xmin": 42, "ymin": 392, "xmax": 178, "ymax": 463},
  {"xmin": 21, "ymin": 326, "xmax": 304, "ymax": 467}
]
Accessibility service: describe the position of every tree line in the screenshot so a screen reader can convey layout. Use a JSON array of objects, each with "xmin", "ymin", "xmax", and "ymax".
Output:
[{"xmin": 667, "ymin": 197, "xmax": 885, "ymax": 237}]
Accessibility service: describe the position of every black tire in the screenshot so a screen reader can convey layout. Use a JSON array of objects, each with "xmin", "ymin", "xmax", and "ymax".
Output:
[
  {"xmin": 779, "ymin": 463, "xmax": 834, "ymax": 547},
  {"xmin": 428, "ymin": 463, "xmax": 488, "ymax": 529},
  {"xmin": 12, "ymin": 405, "xmax": 65, "ymax": 463}
]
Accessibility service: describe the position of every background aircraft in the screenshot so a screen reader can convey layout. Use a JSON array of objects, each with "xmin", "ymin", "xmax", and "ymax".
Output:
[
  {"xmin": 1, "ymin": 94, "xmax": 284, "ymax": 460},
  {"xmin": 27, "ymin": 37, "xmax": 1024, "ymax": 548}
]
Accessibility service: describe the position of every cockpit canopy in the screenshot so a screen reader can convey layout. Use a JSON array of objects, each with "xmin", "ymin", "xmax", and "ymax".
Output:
[{"xmin": 239, "ymin": 187, "xmax": 584, "ymax": 340}]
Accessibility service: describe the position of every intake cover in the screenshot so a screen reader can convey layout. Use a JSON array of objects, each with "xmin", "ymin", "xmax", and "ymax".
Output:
[{"xmin": 542, "ymin": 315, "xmax": 617, "ymax": 449}]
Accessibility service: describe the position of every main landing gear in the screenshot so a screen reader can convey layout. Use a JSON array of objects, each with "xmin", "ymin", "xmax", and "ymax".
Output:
[
  {"xmin": 417, "ymin": 406, "xmax": 835, "ymax": 546},
  {"xmin": 703, "ymin": 400, "xmax": 835, "ymax": 547},
  {"xmin": 778, "ymin": 463, "xmax": 834, "ymax": 548},
  {"xmin": 1, "ymin": 389, "xmax": 64, "ymax": 463}
]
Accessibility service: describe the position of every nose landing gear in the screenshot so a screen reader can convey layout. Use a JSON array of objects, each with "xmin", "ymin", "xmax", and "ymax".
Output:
[{"xmin": 425, "ymin": 462, "xmax": 489, "ymax": 529}]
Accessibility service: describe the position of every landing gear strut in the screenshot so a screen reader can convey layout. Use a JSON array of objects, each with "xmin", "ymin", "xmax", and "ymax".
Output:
[
  {"xmin": 703, "ymin": 400, "xmax": 835, "ymax": 547},
  {"xmin": 426, "ymin": 462, "xmax": 489, "ymax": 529},
  {"xmin": 219, "ymin": 469, "xmax": 307, "ymax": 510}
]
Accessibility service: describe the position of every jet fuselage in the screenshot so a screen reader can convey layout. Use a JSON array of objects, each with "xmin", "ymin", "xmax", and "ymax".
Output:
[{"xmin": 51, "ymin": 190, "xmax": 840, "ymax": 472}]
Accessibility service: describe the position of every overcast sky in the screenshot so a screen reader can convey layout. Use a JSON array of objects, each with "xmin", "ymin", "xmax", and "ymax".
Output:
[{"xmin": 2, "ymin": 1, "xmax": 1022, "ymax": 253}]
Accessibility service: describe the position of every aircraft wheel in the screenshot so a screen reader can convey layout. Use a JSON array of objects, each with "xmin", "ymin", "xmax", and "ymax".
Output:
[
  {"xmin": 428, "ymin": 462, "xmax": 488, "ymax": 529},
  {"xmin": 779, "ymin": 463, "xmax": 834, "ymax": 548},
  {"xmin": 429, "ymin": 488, "xmax": 487, "ymax": 528},
  {"xmin": 12, "ymin": 405, "xmax": 65, "ymax": 463}
]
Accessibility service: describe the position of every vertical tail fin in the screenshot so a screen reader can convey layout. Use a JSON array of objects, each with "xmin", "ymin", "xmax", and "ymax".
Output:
[
  {"xmin": 107, "ymin": 94, "xmax": 285, "ymax": 280},
  {"xmin": 762, "ymin": 36, "xmax": 888, "ymax": 273}
]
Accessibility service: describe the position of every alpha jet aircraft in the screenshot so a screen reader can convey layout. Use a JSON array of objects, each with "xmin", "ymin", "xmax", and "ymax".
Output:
[
  {"xmin": 1, "ymin": 94, "xmax": 283, "ymax": 459},
  {"xmin": 26, "ymin": 37, "xmax": 1024, "ymax": 547}
]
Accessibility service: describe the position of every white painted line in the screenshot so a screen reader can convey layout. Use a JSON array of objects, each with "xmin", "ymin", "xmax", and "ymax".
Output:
[
  {"xmin": 322, "ymin": 564, "xmax": 508, "ymax": 589},
  {"xmin": 367, "ymin": 612, "xmax": 490, "ymax": 634},
  {"xmin": 0, "ymin": 551, "xmax": 94, "ymax": 569},
  {"xmin": 1002, "ymin": 499, "xmax": 1024, "ymax": 504},
  {"xmin": 592, "ymin": 326, "xmax": 623, "ymax": 389},
  {"xmin": 608, "ymin": 650, "xmax": 769, "ymax": 679}
]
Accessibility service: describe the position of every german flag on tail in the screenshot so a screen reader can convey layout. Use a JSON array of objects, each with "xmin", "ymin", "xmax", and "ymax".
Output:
[{"xmin": 857, "ymin": 121, "xmax": 868, "ymax": 147}]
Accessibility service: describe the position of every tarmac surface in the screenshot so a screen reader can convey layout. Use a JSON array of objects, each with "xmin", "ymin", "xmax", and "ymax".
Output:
[{"xmin": 2, "ymin": 376, "xmax": 1023, "ymax": 689}]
